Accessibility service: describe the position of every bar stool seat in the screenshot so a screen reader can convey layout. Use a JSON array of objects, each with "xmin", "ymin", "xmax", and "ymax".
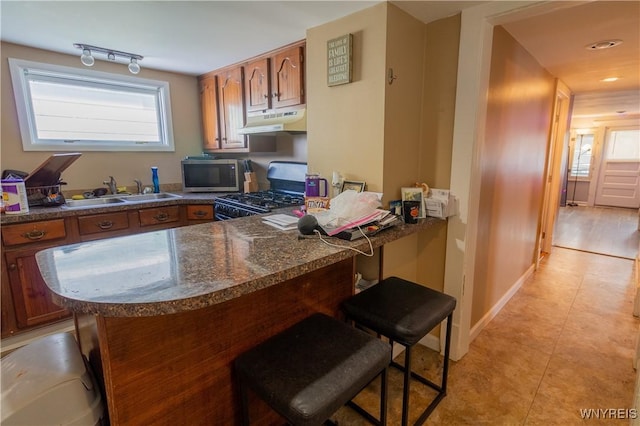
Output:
[
  {"xmin": 235, "ymin": 313, "xmax": 391, "ymax": 426},
  {"xmin": 342, "ymin": 277, "xmax": 456, "ymax": 425}
]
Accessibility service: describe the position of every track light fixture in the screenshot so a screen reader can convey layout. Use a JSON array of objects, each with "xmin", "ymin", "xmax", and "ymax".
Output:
[{"xmin": 74, "ymin": 43, "xmax": 143, "ymax": 74}]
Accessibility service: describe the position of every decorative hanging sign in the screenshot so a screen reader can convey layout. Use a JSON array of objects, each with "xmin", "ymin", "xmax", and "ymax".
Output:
[{"xmin": 327, "ymin": 34, "xmax": 353, "ymax": 86}]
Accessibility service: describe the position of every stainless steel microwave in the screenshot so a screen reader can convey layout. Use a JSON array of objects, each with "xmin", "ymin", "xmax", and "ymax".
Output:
[{"xmin": 181, "ymin": 159, "xmax": 240, "ymax": 192}]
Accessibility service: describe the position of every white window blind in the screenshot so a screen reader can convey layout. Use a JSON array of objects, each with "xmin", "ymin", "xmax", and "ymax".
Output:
[{"xmin": 9, "ymin": 58, "xmax": 174, "ymax": 152}]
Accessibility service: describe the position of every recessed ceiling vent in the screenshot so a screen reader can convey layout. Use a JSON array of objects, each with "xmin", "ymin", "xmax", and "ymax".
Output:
[{"xmin": 586, "ymin": 39, "xmax": 623, "ymax": 50}]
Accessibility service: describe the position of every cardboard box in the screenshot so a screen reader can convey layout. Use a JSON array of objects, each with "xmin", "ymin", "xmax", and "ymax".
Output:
[{"xmin": 304, "ymin": 196, "xmax": 330, "ymax": 213}]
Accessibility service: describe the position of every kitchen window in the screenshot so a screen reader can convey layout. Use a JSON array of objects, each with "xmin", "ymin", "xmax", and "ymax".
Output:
[{"xmin": 8, "ymin": 58, "xmax": 174, "ymax": 152}]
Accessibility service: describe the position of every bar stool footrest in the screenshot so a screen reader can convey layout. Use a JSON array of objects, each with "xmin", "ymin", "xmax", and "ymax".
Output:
[{"xmin": 389, "ymin": 360, "xmax": 444, "ymax": 393}]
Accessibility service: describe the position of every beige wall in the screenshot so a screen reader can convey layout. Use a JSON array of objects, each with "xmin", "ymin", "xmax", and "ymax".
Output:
[
  {"xmin": 306, "ymin": 3, "xmax": 387, "ymax": 190},
  {"xmin": 306, "ymin": 3, "xmax": 443, "ymax": 282},
  {"xmin": 470, "ymin": 26, "xmax": 555, "ymax": 325},
  {"xmin": 379, "ymin": 4, "xmax": 427, "ymax": 280},
  {"xmin": 1, "ymin": 42, "xmax": 202, "ymax": 191},
  {"xmin": 416, "ymin": 14, "xmax": 461, "ymax": 292}
]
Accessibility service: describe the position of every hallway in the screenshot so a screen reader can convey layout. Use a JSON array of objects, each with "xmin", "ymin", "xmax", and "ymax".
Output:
[{"xmin": 334, "ymin": 247, "xmax": 638, "ymax": 424}]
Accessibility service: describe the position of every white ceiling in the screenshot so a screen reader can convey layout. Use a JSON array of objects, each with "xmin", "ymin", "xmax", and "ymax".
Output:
[{"xmin": 1, "ymin": 1, "xmax": 638, "ymax": 123}]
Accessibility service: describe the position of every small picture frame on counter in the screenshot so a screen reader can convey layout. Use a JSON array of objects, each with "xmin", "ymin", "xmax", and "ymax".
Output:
[
  {"xmin": 401, "ymin": 187, "xmax": 425, "ymax": 218},
  {"xmin": 341, "ymin": 180, "xmax": 366, "ymax": 193},
  {"xmin": 389, "ymin": 200, "xmax": 402, "ymax": 216}
]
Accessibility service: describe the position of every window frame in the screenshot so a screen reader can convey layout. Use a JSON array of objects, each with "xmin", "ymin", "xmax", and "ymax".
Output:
[
  {"xmin": 568, "ymin": 130, "xmax": 595, "ymax": 180},
  {"xmin": 8, "ymin": 58, "xmax": 175, "ymax": 152}
]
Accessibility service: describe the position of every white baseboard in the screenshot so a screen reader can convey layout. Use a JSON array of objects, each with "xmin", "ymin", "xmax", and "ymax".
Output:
[{"xmin": 469, "ymin": 264, "xmax": 535, "ymax": 342}]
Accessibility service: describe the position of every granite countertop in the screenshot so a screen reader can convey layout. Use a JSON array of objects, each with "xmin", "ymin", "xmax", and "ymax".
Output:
[
  {"xmin": 35, "ymin": 214, "xmax": 443, "ymax": 317},
  {"xmin": 0, "ymin": 192, "xmax": 220, "ymax": 225}
]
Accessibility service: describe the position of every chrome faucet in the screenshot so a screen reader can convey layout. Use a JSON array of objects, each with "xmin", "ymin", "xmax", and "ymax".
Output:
[
  {"xmin": 134, "ymin": 179, "xmax": 143, "ymax": 194},
  {"xmin": 103, "ymin": 176, "xmax": 117, "ymax": 195}
]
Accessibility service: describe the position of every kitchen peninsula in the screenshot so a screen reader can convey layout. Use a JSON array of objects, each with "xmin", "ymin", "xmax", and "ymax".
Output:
[{"xmin": 36, "ymin": 213, "xmax": 443, "ymax": 424}]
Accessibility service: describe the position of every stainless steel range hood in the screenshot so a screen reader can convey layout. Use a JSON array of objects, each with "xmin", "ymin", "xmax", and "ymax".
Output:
[{"xmin": 238, "ymin": 108, "xmax": 306, "ymax": 134}]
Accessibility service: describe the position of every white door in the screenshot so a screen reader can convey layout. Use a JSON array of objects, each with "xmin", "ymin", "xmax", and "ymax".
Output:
[{"xmin": 595, "ymin": 127, "xmax": 640, "ymax": 208}]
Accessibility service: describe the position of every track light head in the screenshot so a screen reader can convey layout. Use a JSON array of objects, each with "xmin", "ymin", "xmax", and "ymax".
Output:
[
  {"xmin": 128, "ymin": 58, "xmax": 140, "ymax": 74},
  {"xmin": 80, "ymin": 48, "xmax": 94, "ymax": 67}
]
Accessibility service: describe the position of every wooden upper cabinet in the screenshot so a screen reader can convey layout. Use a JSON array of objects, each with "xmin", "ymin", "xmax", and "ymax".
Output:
[
  {"xmin": 200, "ymin": 76, "xmax": 220, "ymax": 150},
  {"xmin": 272, "ymin": 44, "xmax": 305, "ymax": 109},
  {"xmin": 245, "ymin": 58, "xmax": 271, "ymax": 113},
  {"xmin": 241, "ymin": 41, "xmax": 305, "ymax": 114},
  {"xmin": 217, "ymin": 66, "xmax": 246, "ymax": 150}
]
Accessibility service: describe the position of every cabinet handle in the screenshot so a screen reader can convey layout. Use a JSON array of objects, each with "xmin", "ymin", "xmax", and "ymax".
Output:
[
  {"xmin": 263, "ymin": 94, "xmax": 270, "ymax": 99},
  {"xmin": 193, "ymin": 210, "xmax": 208, "ymax": 218},
  {"xmin": 272, "ymin": 92, "xmax": 279, "ymax": 98},
  {"xmin": 22, "ymin": 230, "xmax": 46, "ymax": 240},
  {"xmin": 9, "ymin": 264, "xmax": 17, "ymax": 271},
  {"xmin": 97, "ymin": 221, "xmax": 114, "ymax": 230},
  {"xmin": 154, "ymin": 213, "xmax": 169, "ymax": 222}
]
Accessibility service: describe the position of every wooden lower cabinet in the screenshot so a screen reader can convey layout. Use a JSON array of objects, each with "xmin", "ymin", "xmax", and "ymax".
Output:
[
  {"xmin": 1, "ymin": 203, "xmax": 215, "ymax": 338},
  {"xmin": 138, "ymin": 205, "xmax": 180, "ymax": 227},
  {"xmin": 1, "ymin": 218, "xmax": 73, "ymax": 337},
  {"xmin": 5, "ymin": 247, "xmax": 70, "ymax": 329},
  {"xmin": 81, "ymin": 258, "xmax": 354, "ymax": 425},
  {"xmin": 186, "ymin": 204, "xmax": 214, "ymax": 222}
]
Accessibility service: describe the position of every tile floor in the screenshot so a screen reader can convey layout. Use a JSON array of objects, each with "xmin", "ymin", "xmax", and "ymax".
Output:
[{"xmin": 333, "ymin": 247, "xmax": 639, "ymax": 425}]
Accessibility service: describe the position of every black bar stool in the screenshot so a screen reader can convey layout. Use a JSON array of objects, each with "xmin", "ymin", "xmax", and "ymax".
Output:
[
  {"xmin": 234, "ymin": 313, "xmax": 391, "ymax": 425},
  {"xmin": 342, "ymin": 277, "xmax": 457, "ymax": 426}
]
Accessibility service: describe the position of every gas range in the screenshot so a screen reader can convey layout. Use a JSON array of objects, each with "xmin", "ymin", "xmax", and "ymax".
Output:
[{"xmin": 214, "ymin": 161, "xmax": 306, "ymax": 220}]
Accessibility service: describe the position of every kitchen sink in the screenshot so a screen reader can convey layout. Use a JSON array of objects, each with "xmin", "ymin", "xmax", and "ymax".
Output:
[
  {"xmin": 62, "ymin": 192, "xmax": 181, "ymax": 209},
  {"xmin": 120, "ymin": 193, "xmax": 182, "ymax": 202},
  {"xmin": 64, "ymin": 197, "xmax": 127, "ymax": 208}
]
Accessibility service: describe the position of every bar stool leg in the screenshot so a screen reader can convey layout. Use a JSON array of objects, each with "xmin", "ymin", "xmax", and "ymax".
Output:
[
  {"xmin": 402, "ymin": 346, "xmax": 412, "ymax": 426},
  {"xmin": 441, "ymin": 312, "xmax": 453, "ymax": 395},
  {"xmin": 381, "ymin": 366, "xmax": 388, "ymax": 426},
  {"xmin": 238, "ymin": 378, "xmax": 250, "ymax": 426}
]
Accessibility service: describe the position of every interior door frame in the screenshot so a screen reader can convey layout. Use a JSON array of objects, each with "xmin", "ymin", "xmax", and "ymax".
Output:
[{"xmin": 536, "ymin": 80, "xmax": 572, "ymax": 264}]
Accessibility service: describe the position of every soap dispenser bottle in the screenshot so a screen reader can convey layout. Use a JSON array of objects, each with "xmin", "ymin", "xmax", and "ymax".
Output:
[{"xmin": 151, "ymin": 167, "xmax": 160, "ymax": 193}]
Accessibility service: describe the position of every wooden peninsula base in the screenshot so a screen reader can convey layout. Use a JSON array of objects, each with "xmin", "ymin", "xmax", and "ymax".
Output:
[{"xmin": 78, "ymin": 258, "xmax": 355, "ymax": 425}]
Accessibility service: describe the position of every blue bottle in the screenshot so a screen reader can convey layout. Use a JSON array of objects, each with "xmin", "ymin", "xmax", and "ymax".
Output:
[{"xmin": 151, "ymin": 167, "xmax": 160, "ymax": 193}]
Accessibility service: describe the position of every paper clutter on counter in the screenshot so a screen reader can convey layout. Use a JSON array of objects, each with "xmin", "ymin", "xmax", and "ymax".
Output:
[{"xmin": 425, "ymin": 189, "xmax": 456, "ymax": 219}]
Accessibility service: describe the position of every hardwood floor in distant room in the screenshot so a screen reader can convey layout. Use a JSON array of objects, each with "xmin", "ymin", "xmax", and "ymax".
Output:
[{"xmin": 553, "ymin": 205, "xmax": 639, "ymax": 260}]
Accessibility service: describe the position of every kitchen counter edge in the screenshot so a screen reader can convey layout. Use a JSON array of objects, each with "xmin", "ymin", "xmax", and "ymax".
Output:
[
  {"xmin": 0, "ymin": 192, "xmax": 221, "ymax": 225},
  {"xmin": 35, "ymin": 216, "xmax": 445, "ymax": 318}
]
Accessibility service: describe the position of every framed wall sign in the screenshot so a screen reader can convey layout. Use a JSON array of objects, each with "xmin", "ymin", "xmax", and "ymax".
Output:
[
  {"xmin": 341, "ymin": 180, "xmax": 365, "ymax": 193},
  {"xmin": 327, "ymin": 34, "xmax": 353, "ymax": 86}
]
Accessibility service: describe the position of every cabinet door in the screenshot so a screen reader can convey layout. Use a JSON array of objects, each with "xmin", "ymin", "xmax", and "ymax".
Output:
[
  {"xmin": 2, "ymin": 219, "xmax": 66, "ymax": 247},
  {"xmin": 78, "ymin": 212, "xmax": 130, "ymax": 236},
  {"xmin": 186, "ymin": 205, "xmax": 214, "ymax": 222},
  {"xmin": 138, "ymin": 206, "xmax": 181, "ymax": 227},
  {"xmin": 245, "ymin": 58, "xmax": 271, "ymax": 113},
  {"xmin": 272, "ymin": 45, "xmax": 305, "ymax": 109},
  {"xmin": 200, "ymin": 77, "xmax": 220, "ymax": 151},
  {"xmin": 5, "ymin": 248, "xmax": 70, "ymax": 328},
  {"xmin": 217, "ymin": 67, "xmax": 246, "ymax": 150}
]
